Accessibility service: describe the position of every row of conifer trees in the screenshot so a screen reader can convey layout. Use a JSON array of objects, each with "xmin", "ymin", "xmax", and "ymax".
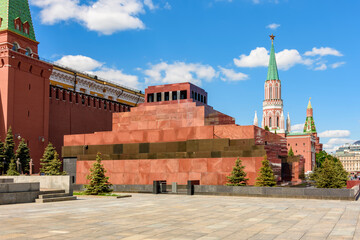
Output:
[
  {"xmin": 226, "ymin": 149, "xmax": 349, "ymax": 188},
  {"xmin": 0, "ymin": 127, "xmax": 64, "ymax": 176}
]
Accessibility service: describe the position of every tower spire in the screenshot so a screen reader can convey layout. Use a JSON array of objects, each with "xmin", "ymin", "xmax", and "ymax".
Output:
[
  {"xmin": 304, "ymin": 98, "xmax": 317, "ymax": 133},
  {"xmin": 307, "ymin": 97, "xmax": 312, "ymax": 109},
  {"xmin": 254, "ymin": 111, "xmax": 258, "ymax": 127},
  {"xmin": 266, "ymin": 34, "xmax": 279, "ymax": 81},
  {"xmin": 0, "ymin": 0, "xmax": 36, "ymax": 41}
]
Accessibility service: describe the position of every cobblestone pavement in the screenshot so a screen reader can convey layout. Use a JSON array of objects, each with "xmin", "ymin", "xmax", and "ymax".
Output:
[{"xmin": 1, "ymin": 194, "xmax": 360, "ymax": 240}]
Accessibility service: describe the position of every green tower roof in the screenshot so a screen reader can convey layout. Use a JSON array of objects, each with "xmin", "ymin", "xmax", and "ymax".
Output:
[
  {"xmin": 266, "ymin": 39, "xmax": 279, "ymax": 81},
  {"xmin": 0, "ymin": 0, "xmax": 36, "ymax": 41},
  {"xmin": 303, "ymin": 116, "xmax": 317, "ymax": 133}
]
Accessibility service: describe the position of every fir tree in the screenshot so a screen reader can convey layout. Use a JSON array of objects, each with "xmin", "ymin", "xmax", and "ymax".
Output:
[
  {"xmin": 226, "ymin": 158, "xmax": 249, "ymax": 186},
  {"xmin": 85, "ymin": 153, "xmax": 113, "ymax": 195},
  {"xmin": 311, "ymin": 158, "xmax": 348, "ymax": 188},
  {"xmin": 264, "ymin": 126, "xmax": 270, "ymax": 131},
  {"xmin": 4, "ymin": 127, "xmax": 15, "ymax": 172},
  {"xmin": 288, "ymin": 147, "xmax": 294, "ymax": 157},
  {"xmin": 46, "ymin": 152, "xmax": 65, "ymax": 175},
  {"xmin": 15, "ymin": 139, "xmax": 31, "ymax": 174},
  {"xmin": 255, "ymin": 155, "xmax": 277, "ymax": 187},
  {"xmin": 40, "ymin": 142, "xmax": 64, "ymax": 175},
  {"xmin": 6, "ymin": 159, "xmax": 19, "ymax": 176},
  {"xmin": 40, "ymin": 142, "xmax": 56, "ymax": 174}
]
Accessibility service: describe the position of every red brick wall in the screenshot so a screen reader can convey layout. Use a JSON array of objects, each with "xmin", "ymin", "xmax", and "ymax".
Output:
[{"xmin": 49, "ymin": 87, "xmax": 132, "ymax": 171}]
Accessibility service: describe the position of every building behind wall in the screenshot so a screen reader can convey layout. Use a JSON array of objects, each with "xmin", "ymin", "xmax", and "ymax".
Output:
[
  {"xmin": 335, "ymin": 141, "xmax": 360, "ymax": 172},
  {"xmin": 0, "ymin": 0, "xmax": 144, "ymax": 172}
]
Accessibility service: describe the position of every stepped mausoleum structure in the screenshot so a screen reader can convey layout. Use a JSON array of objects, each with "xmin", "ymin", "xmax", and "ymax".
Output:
[{"xmin": 62, "ymin": 82, "xmax": 298, "ymax": 186}]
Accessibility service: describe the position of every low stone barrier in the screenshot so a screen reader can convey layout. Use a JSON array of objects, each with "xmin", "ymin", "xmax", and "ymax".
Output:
[
  {"xmin": 73, "ymin": 184, "xmax": 153, "ymax": 193},
  {"xmin": 0, "ymin": 182, "xmax": 40, "ymax": 204},
  {"xmin": 194, "ymin": 185, "xmax": 358, "ymax": 201},
  {"xmin": 0, "ymin": 176, "xmax": 72, "ymax": 194}
]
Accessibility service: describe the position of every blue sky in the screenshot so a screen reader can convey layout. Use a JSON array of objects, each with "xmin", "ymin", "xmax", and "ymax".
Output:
[{"xmin": 29, "ymin": 0, "xmax": 360, "ymax": 153}]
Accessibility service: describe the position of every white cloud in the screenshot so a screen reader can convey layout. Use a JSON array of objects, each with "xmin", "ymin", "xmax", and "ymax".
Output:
[
  {"xmin": 304, "ymin": 47, "xmax": 343, "ymax": 57},
  {"xmin": 291, "ymin": 123, "xmax": 304, "ymax": 132},
  {"xmin": 331, "ymin": 61, "xmax": 346, "ymax": 69},
  {"xmin": 219, "ymin": 67, "xmax": 248, "ymax": 81},
  {"xmin": 144, "ymin": 0, "xmax": 156, "ymax": 10},
  {"xmin": 90, "ymin": 68, "xmax": 140, "ymax": 89},
  {"xmin": 144, "ymin": 62, "xmax": 217, "ymax": 86},
  {"xmin": 55, "ymin": 55, "xmax": 103, "ymax": 72},
  {"xmin": 55, "ymin": 55, "xmax": 140, "ymax": 89},
  {"xmin": 266, "ymin": 23, "xmax": 280, "ymax": 30},
  {"xmin": 318, "ymin": 130, "xmax": 351, "ymax": 138},
  {"xmin": 233, "ymin": 47, "xmax": 311, "ymax": 71},
  {"xmin": 31, "ymin": 0, "xmax": 149, "ymax": 35},
  {"xmin": 323, "ymin": 137, "xmax": 354, "ymax": 153},
  {"xmin": 314, "ymin": 63, "xmax": 327, "ymax": 71}
]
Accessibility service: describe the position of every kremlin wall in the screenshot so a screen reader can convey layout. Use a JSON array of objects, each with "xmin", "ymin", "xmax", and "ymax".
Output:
[{"xmin": 0, "ymin": 0, "xmax": 322, "ymax": 186}]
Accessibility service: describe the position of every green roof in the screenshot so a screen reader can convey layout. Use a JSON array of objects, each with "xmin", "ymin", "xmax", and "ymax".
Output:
[
  {"xmin": 0, "ymin": 0, "xmax": 36, "ymax": 41},
  {"xmin": 303, "ymin": 116, "xmax": 317, "ymax": 134},
  {"xmin": 266, "ymin": 41, "xmax": 279, "ymax": 81}
]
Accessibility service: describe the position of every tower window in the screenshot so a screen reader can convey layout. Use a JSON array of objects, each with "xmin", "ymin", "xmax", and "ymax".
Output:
[
  {"xmin": 25, "ymin": 48, "xmax": 32, "ymax": 57},
  {"xmin": 164, "ymin": 92, "xmax": 169, "ymax": 101},
  {"xmin": 204, "ymin": 96, "xmax": 207, "ymax": 104},
  {"xmin": 12, "ymin": 43, "xmax": 19, "ymax": 52},
  {"xmin": 93, "ymin": 98, "xmax": 96, "ymax": 107},
  {"xmin": 269, "ymin": 117, "xmax": 272, "ymax": 127},
  {"xmin": 104, "ymin": 102, "xmax": 107, "ymax": 110},
  {"xmin": 69, "ymin": 93, "xmax": 72, "ymax": 102},
  {"xmin": 81, "ymin": 95, "xmax": 85, "ymax": 104},
  {"xmin": 55, "ymin": 89, "xmax": 59, "ymax": 99},
  {"xmin": 269, "ymin": 86, "xmax": 272, "ymax": 99},
  {"xmin": 277, "ymin": 117, "xmax": 279, "ymax": 127},
  {"xmin": 63, "ymin": 91, "xmax": 66, "ymax": 101}
]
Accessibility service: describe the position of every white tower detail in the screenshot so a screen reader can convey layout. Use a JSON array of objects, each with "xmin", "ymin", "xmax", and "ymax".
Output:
[
  {"xmin": 253, "ymin": 111, "xmax": 258, "ymax": 126},
  {"xmin": 286, "ymin": 112, "xmax": 291, "ymax": 133}
]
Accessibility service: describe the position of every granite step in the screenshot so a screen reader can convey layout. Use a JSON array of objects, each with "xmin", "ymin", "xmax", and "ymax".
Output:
[
  {"xmin": 38, "ymin": 193, "xmax": 70, "ymax": 199},
  {"xmin": 36, "ymin": 196, "xmax": 77, "ymax": 203},
  {"xmin": 39, "ymin": 189, "xmax": 65, "ymax": 195}
]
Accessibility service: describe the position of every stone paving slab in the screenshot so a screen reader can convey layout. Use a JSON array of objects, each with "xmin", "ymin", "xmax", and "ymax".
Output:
[{"xmin": 0, "ymin": 194, "xmax": 359, "ymax": 239}]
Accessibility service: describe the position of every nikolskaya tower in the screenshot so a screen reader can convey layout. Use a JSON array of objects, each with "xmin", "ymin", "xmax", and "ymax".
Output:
[{"xmin": 254, "ymin": 35, "xmax": 290, "ymax": 134}]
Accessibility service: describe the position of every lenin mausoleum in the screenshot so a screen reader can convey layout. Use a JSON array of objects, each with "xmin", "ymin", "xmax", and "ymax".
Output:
[{"xmin": 0, "ymin": 0, "xmax": 322, "ymax": 186}]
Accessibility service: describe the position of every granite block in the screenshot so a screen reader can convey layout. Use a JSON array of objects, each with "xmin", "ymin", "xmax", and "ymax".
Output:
[
  {"xmin": 139, "ymin": 143, "xmax": 150, "ymax": 153},
  {"xmin": 113, "ymin": 144, "xmax": 123, "ymax": 154}
]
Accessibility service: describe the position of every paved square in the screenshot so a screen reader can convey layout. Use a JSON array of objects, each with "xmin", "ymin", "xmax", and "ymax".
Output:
[{"xmin": 1, "ymin": 194, "xmax": 360, "ymax": 239}]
